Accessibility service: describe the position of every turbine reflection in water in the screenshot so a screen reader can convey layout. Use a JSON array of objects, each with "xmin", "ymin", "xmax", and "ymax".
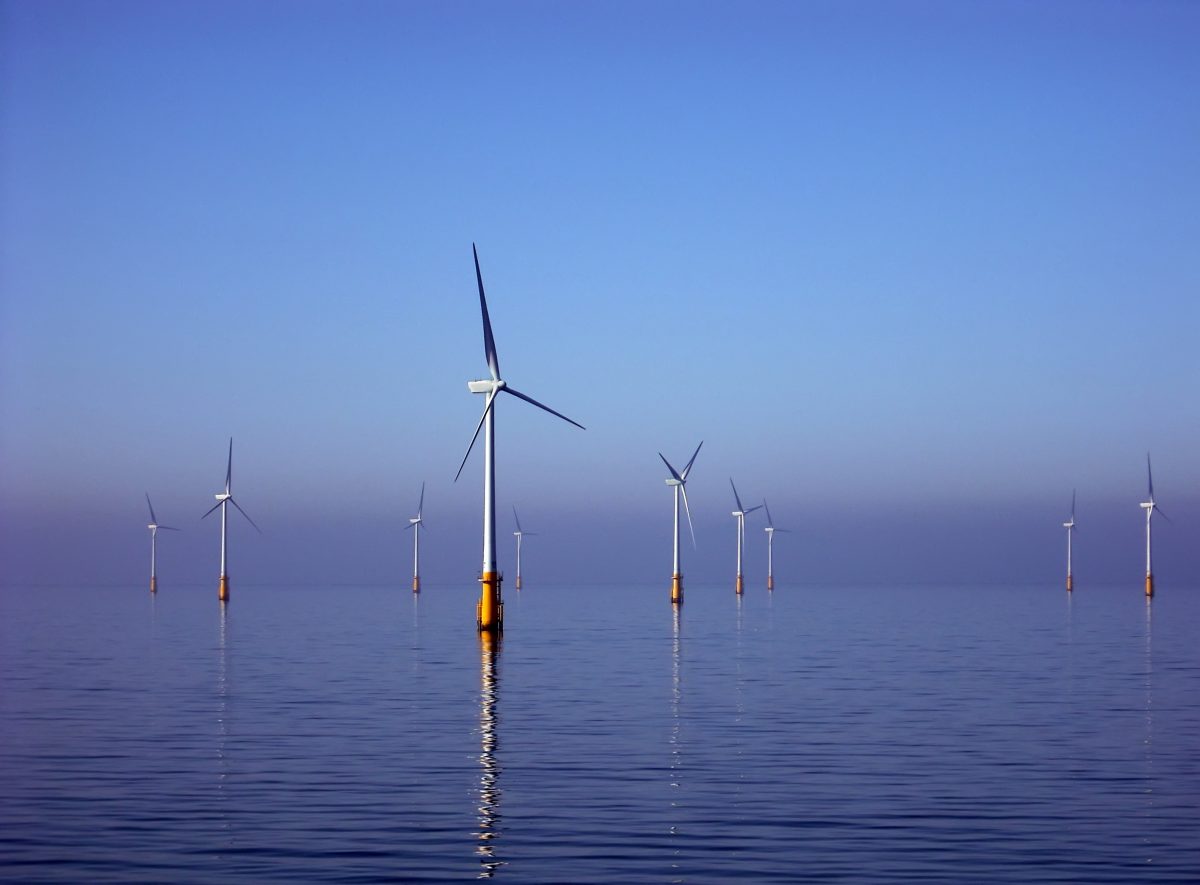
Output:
[
  {"xmin": 476, "ymin": 632, "xmax": 503, "ymax": 878},
  {"xmin": 217, "ymin": 602, "xmax": 232, "ymax": 852},
  {"xmin": 1142, "ymin": 596, "xmax": 1154, "ymax": 864},
  {"xmin": 669, "ymin": 606, "xmax": 683, "ymax": 876}
]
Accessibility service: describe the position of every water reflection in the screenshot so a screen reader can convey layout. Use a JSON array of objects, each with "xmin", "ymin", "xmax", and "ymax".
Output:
[
  {"xmin": 669, "ymin": 606, "xmax": 683, "ymax": 875},
  {"xmin": 476, "ymin": 632, "xmax": 503, "ymax": 878},
  {"xmin": 217, "ymin": 602, "xmax": 231, "ymax": 849},
  {"xmin": 1142, "ymin": 596, "xmax": 1154, "ymax": 862}
]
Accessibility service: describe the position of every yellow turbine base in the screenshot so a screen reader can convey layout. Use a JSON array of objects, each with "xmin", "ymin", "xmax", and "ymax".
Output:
[
  {"xmin": 671, "ymin": 573, "xmax": 683, "ymax": 605},
  {"xmin": 1066, "ymin": 574, "xmax": 1073, "ymax": 592},
  {"xmin": 515, "ymin": 575, "xmax": 522, "ymax": 590},
  {"xmin": 478, "ymin": 570, "xmax": 503, "ymax": 633},
  {"xmin": 218, "ymin": 575, "xmax": 229, "ymax": 602},
  {"xmin": 1146, "ymin": 574, "xmax": 1154, "ymax": 597},
  {"xmin": 767, "ymin": 575, "xmax": 774, "ymax": 591},
  {"xmin": 735, "ymin": 574, "xmax": 744, "ymax": 595},
  {"xmin": 413, "ymin": 576, "xmax": 421, "ymax": 593},
  {"xmin": 150, "ymin": 576, "xmax": 157, "ymax": 594}
]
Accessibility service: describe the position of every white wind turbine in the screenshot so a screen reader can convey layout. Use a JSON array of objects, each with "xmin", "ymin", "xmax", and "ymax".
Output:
[
  {"xmin": 1141, "ymin": 454, "xmax": 1169, "ymax": 597},
  {"xmin": 1063, "ymin": 490, "xmax": 1076, "ymax": 592},
  {"xmin": 762, "ymin": 499, "xmax": 790, "ymax": 591},
  {"xmin": 455, "ymin": 244, "xmax": 584, "ymax": 632},
  {"xmin": 730, "ymin": 479, "xmax": 762, "ymax": 595},
  {"xmin": 145, "ymin": 493, "xmax": 180, "ymax": 594},
  {"xmin": 512, "ymin": 506, "xmax": 537, "ymax": 590},
  {"xmin": 202, "ymin": 438, "xmax": 260, "ymax": 602},
  {"xmin": 406, "ymin": 482, "xmax": 425, "ymax": 593},
  {"xmin": 659, "ymin": 441, "xmax": 702, "ymax": 605}
]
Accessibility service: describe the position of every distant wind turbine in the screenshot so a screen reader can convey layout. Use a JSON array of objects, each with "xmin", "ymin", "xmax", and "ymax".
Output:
[
  {"xmin": 512, "ymin": 506, "xmax": 536, "ymax": 590},
  {"xmin": 730, "ymin": 479, "xmax": 761, "ymax": 595},
  {"xmin": 1063, "ymin": 490, "xmax": 1076, "ymax": 592},
  {"xmin": 406, "ymin": 482, "xmax": 425, "ymax": 593},
  {"xmin": 201, "ymin": 438, "xmax": 260, "ymax": 602},
  {"xmin": 145, "ymin": 493, "xmax": 180, "ymax": 594},
  {"xmin": 1141, "ymin": 454, "xmax": 1169, "ymax": 597},
  {"xmin": 762, "ymin": 499, "xmax": 790, "ymax": 591},
  {"xmin": 455, "ymin": 244, "xmax": 584, "ymax": 632},
  {"xmin": 659, "ymin": 442, "xmax": 702, "ymax": 605}
]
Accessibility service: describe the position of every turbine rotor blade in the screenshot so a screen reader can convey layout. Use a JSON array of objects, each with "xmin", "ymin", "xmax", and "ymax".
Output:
[
  {"xmin": 146, "ymin": 493, "xmax": 157, "ymax": 524},
  {"xmin": 159, "ymin": 525, "xmax": 181, "ymax": 532},
  {"xmin": 226, "ymin": 438, "xmax": 233, "ymax": 493},
  {"xmin": 201, "ymin": 500, "xmax": 223, "ymax": 519},
  {"xmin": 502, "ymin": 385, "xmax": 585, "ymax": 430},
  {"xmin": 1071, "ymin": 488, "xmax": 1076, "ymax": 520},
  {"xmin": 681, "ymin": 441, "xmax": 703, "ymax": 480},
  {"xmin": 1154, "ymin": 504, "xmax": 1171, "ymax": 524},
  {"xmin": 745, "ymin": 504, "xmax": 763, "ymax": 515},
  {"xmin": 455, "ymin": 390, "xmax": 498, "ymax": 482},
  {"xmin": 680, "ymin": 484, "xmax": 697, "ymax": 549},
  {"xmin": 763, "ymin": 499, "xmax": 774, "ymax": 528},
  {"xmin": 473, "ymin": 243, "xmax": 500, "ymax": 381},
  {"xmin": 658, "ymin": 453, "xmax": 683, "ymax": 482},
  {"xmin": 513, "ymin": 505, "xmax": 523, "ymax": 534},
  {"xmin": 730, "ymin": 478, "xmax": 745, "ymax": 514},
  {"xmin": 229, "ymin": 497, "xmax": 262, "ymax": 533},
  {"xmin": 417, "ymin": 481, "xmax": 425, "ymax": 518}
]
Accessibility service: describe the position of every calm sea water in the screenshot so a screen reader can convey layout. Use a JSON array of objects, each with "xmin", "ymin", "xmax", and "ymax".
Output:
[{"xmin": 2, "ymin": 580, "xmax": 1198, "ymax": 882}]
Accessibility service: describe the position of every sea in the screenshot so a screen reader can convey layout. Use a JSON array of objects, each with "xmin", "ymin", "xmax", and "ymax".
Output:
[{"xmin": 2, "ymin": 580, "xmax": 1198, "ymax": 883}]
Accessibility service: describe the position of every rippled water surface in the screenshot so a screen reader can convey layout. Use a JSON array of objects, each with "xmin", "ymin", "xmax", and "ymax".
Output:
[{"xmin": 3, "ymin": 581, "xmax": 1199, "ymax": 882}]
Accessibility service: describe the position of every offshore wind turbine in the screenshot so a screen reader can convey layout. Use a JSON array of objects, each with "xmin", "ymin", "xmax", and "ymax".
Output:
[
  {"xmin": 455, "ymin": 244, "xmax": 584, "ymax": 632},
  {"xmin": 1063, "ymin": 490, "xmax": 1076, "ymax": 592},
  {"xmin": 406, "ymin": 482, "xmax": 425, "ymax": 593},
  {"xmin": 201, "ymin": 438, "xmax": 260, "ymax": 602},
  {"xmin": 145, "ymin": 493, "xmax": 180, "ymax": 593},
  {"xmin": 1141, "ymin": 454, "xmax": 1168, "ymax": 597},
  {"xmin": 512, "ymin": 506, "xmax": 536, "ymax": 590},
  {"xmin": 729, "ymin": 479, "xmax": 762, "ymax": 595},
  {"xmin": 659, "ymin": 442, "xmax": 702, "ymax": 605},
  {"xmin": 762, "ymin": 499, "xmax": 790, "ymax": 591}
]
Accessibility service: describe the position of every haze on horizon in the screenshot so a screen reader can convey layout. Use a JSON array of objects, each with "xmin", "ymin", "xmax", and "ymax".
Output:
[{"xmin": 1, "ymin": 1, "xmax": 1197, "ymax": 589}]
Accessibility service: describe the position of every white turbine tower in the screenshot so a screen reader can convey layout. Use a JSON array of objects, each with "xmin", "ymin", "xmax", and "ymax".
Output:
[
  {"xmin": 145, "ymin": 493, "xmax": 179, "ymax": 594},
  {"xmin": 729, "ymin": 479, "xmax": 762, "ymax": 595},
  {"xmin": 1141, "ymin": 454, "xmax": 1168, "ymax": 598},
  {"xmin": 659, "ymin": 442, "xmax": 702, "ymax": 605},
  {"xmin": 512, "ymin": 506, "xmax": 537, "ymax": 590},
  {"xmin": 406, "ymin": 482, "xmax": 425, "ymax": 593},
  {"xmin": 455, "ymin": 244, "xmax": 584, "ymax": 633},
  {"xmin": 202, "ymin": 438, "xmax": 260, "ymax": 602},
  {"xmin": 1063, "ymin": 490, "xmax": 1076, "ymax": 592},
  {"xmin": 762, "ymin": 499, "xmax": 790, "ymax": 591}
]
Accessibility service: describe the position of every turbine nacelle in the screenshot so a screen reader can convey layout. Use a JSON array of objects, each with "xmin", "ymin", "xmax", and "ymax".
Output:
[
  {"xmin": 215, "ymin": 492, "xmax": 231, "ymax": 503},
  {"xmin": 468, "ymin": 378, "xmax": 504, "ymax": 395}
]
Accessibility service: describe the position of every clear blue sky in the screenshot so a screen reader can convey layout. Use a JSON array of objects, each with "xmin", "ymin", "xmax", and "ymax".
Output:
[{"xmin": 2, "ymin": 0, "xmax": 1197, "ymax": 587}]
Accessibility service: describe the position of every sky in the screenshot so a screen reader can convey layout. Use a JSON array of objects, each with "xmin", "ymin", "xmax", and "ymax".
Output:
[{"xmin": 2, "ymin": 0, "xmax": 1197, "ymax": 589}]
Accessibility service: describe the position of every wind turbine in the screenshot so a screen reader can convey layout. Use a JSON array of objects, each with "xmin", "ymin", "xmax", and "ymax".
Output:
[
  {"xmin": 456, "ymin": 244, "xmax": 584, "ymax": 632},
  {"xmin": 659, "ymin": 442, "xmax": 702, "ymax": 605},
  {"xmin": 406, "ymin": 482, "xmax": 425, "ymax": 593},
  {"xmin": 1141, "ymin": 454, "xmax": 1169, "ymax": 597},
  {"xmin": 145, "ymin": 493, "xmax": 180, "ymax": 593},
  {"xmin": 202, "ymin": 438, "xmax": 260, "ymax": 602},
  {"xmin": 730, "ymin": 479, "xmax": 762, "ymax": 595},
  {"xmin": 1063, "ymin": 490, "xmax": 1076, "ymax": 592},
  {"xmin": 512, "ymin": 506, "xmax": 537, "ymax": 590},
  {"xmin": 762, "ymin": 499, "xmax": 790, "ymax": 591}
]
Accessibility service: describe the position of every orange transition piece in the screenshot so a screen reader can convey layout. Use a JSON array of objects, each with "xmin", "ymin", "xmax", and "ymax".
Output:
[
  {"xmin": 478, "ymin": 570, "xmax": 503, "ymax": 633},
  {"xmin": 735, "ymin": 575, "xmax": 744, "ymax": 595},
  {"xmin": 671, "ymin": 573, "xmax": 683, "ymax": 605},
  {"xmin": 1145, "ymin": 574, "xmax": 1154, "ymax": 597},
  {"xmin": 150, "ymin": 576, "xmax": 158, "ymax": 594},
  {"xmin": 219, "ymin": 575, "xmax": 229, "ymax": 602},
  {"xmin": 1065, "ymin": 575, "xmax": 1073, "ymax": 592},
  {"xmin": 515, "ymin": 575, "xmax": 522, "ymax": 590},
  {"xmin": 767, "ymin": 575, "xmax": 774, "ymax": 591},
  {"xmin": 412, "ymin": 576, "xmax": 421, "ymax": 593}
]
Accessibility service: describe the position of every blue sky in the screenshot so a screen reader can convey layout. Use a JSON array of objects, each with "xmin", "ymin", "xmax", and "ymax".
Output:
[{"xmin": 2, "ymin": 1, "xmax": 1197, "ymax": 588}]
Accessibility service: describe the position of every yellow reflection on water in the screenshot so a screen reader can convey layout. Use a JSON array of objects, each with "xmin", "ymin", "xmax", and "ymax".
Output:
[{"xmin": 476, "ymin": 632, "xmax": 503, "ymax": 878}]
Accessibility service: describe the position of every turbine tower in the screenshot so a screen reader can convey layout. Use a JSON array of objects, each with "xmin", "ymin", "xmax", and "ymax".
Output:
[
  {"xmin": 1141, "ymin": 454, "xmax": 1168, "ymax": 597},
  {"xmin": 762, "ymin": 499, "xmax": 790, "ymax": 591},
  {"xmin": 145, "ymin": 493, "xmax": 179, "ymax": 593},
  {"xmin": 729, "ymin": 479, "xmax": 761, "ymax": 595},
  {"xmin": 456, "ymin": 244, "xmax": 584, "ymax": 633},
  {"xmin": 512, "ymin": 506, "xmax": 536, "ymax": 590},
  {"xmin": 659, "ymin": 442, "xmax": 702, "ymax": 605},
  {"xmin": 406, "ymin": 482, "xmax": 425, "ymax": 593},
  {"xmin": 202, "ymin": 438, "xmax": 260, "ymax": 602},
  {"xmin": 1063, "ymin": 490, "xmax": 1076, "ymax": 592}
]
